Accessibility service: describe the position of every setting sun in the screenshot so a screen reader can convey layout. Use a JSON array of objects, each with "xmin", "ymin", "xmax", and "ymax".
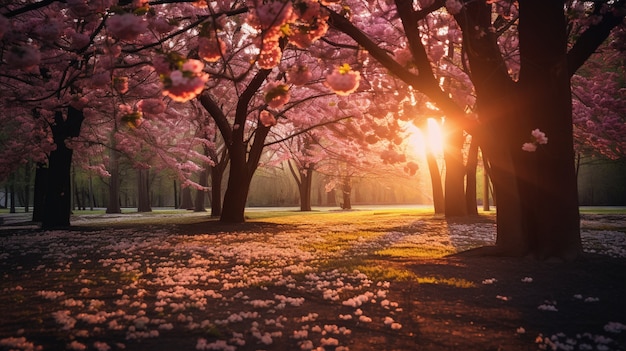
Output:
[{"xmin": 406, "ymin": 118, "xmax": 445, "ymax": 155}]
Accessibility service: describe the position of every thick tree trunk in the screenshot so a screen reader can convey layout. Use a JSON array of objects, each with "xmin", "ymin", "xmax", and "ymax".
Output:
[
  {"xmin": 341, "ymin": 177, "xmax": 352, "ymax": 210},
  {"xmin": 425, "ymin": 151, "xmax": 444, "ymax": 214},
  {"xmin": 299, "ymin": 168, "xmax": 313, "ymax": 211},
  {"xmin": 32, "ymin": 164, "xmax": 46, "ymax": 222},
  {"xmin": 42, "ymin": 107, "xmax": 84, "ymax": 229},
  {"xmin": 194, "ymin": 168, "xmax": 208, "ymax": 212},
  {"xmin": 517, "ymin": 0, "xmax": 582, "ymax": 260},
  {"xmin": 465, "ymin": 138, "xmax": 479, "ymax": 216},
  {"xmin": 180, "ymin": 187, "xmax": 194, "ymax": 210},
  {"xmin": 210, "ymin": 167, "xmax": 223, "ymax": 217},
  {"xmin": 137, "ymin": 168, "xmax": 152, "ymax": 212},
  {"xmin": 24, "ymin": 163, "xmax": 31, "ymax": 213},
  {"xmin": 444, "ymin": 121, "xmax": 467, "ymax": 217},
  {"xmin": 106, "ymin": 147, "xmax": 122, "ymax": 214}
]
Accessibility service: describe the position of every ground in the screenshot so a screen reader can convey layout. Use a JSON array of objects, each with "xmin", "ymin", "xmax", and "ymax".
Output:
[{"xmin": 0, "ymin": 209, "xmax": 625, "ymax": 351}]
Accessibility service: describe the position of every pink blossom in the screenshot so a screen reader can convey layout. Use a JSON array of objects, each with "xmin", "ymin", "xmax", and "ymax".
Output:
[
  {"xmin": 113, "ymin": 77, "xmax": 129, "ymax": 94},
  {"xmin": 137, "ymin": 99, "xmax": 166, "ymax": 115},
  {"xmin": 257, "ymin": 42, "xmax": 283, "ymax": 69},
  {"xmin": 70, "ymin": 32, "xmax": 91, "ymax": 50},
  {"xmin": 6, "ymin": 45, "xmax": 41, "ymax": 71},
  {"xmin": 148, "ymin": 17, "xmax": 174, "ymax": 34},
  {"xmin": 325, "ymin": 64, "xmax": 361, "ymax": 96},
  {"xmin": 531, "ymin": 128, "xmax": 548, "ymax": 144},
  {"xmin": 287, "ymin": 64, "xmax": 313, "ymax": 86},
  {"xmin": 522, "ymin": 142, "xmax": 537, "ymax": 152},
  {"xmin": 66, "ymin": 0, "xmax": 91, "ymax": 17},
  {"xmin": 33, "ymin": 19, "xmax": 61, "ymax": 42},
  {"xmin": 162, "ymin": 60, "xmax": 209, "ymax": 102},
  {"xmin": 198, "ymin": 36, "xmax": 227, "ymax": 62},
  {"xmin": 107, "ymin": 13, "xmax": 148, "ymax": 41},
  {"xmin": 264, "ymin": 81, "xmax": 290, "ymax": 109},
  {"xmin": 445, "ymin": 0, "xmax": 463, "ymax": 15},
  {"xmin": 253, "ymin": 0, "xmax": 293, "ymax": 29},
  {"xmin": 259, "ymin": 110, "xmax": 277, "ymax": 127},
  {"xmin": 394, "ymin": 47, "xmax": 414, "ymax": 67},
  {"xmin": 91, "ymin": 72, "xmax": 111, "ymax": 88}
]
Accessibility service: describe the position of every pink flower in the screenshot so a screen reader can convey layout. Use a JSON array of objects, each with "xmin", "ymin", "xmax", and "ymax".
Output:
[
  {"xmin": 70, "ymin": 32, "xmax": 91, "ymax": 50},
  {"xmin": 257, "ymin": 42, "xmax": 283, "ymax": 69},
  {"xmin": 445, "ymin": 0, "xmax": 463, "ymax": 15},
  {"xmin": 107, "ymin": 13, "xmax": 147, "ymax": 41},
  {"xmin": 531, "ymin": 128, "xmax": 548, "ymax": 144},
  {"xmin": 137, "ymin": 99, "xmax": 166, "ymax": 115},
  {"xmin": 198, "ymin": 36, "xmax": 226, "ymax": 63},
  {"xmin": 264, "ymin": 81, "xmax": 290, "ymax": 109},
  {"xmin": 522, "ymin": 142, "xmax": 537, "ymax": 152},
  {"xmin": 325, "ymin": 64, "xmax": 361, "ymax": 96},
  {"xmin": 287, "ymin": 64, "xmax": 312, "ymax": 86},
  {"xmin": 259, "ymin": 110, "xmax": 277, "ymax": 127},
  {"xmin": 253, "ymin": 0, "xmax": 293, "ymax": 29},
  {"xmin": 394, "ymin": 48, "xmax": 414, "ymax": 67},
  {"xmin": 6, "ymin": 45, "xmax": 41, "ymax": 71},
  {"xmin": 148, "ymin": 17, "xmax": 173, "ymax": 34},
  {"xmin": 91, "ymin": 72, "xmax": 111, "ymax": 88},
  {"xmin": 161, "ymin": 59, "xmax": 209, "ymax": 102},
  {"xmin": 113, "ymin": 77, "xmax": 129, "ymax": 94}
]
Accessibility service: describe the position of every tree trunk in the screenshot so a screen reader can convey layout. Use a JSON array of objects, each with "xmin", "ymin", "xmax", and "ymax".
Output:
[
  {"xmin": 173, "ymin": 180, "xmax": 178, "ymax": 209},
  {"xmin": 194, "ymin": 168, "xmax": 208, "ymax": 212},
  {"xmin": 180, "ymin": 187, "xmax": 194, "ymax": 210},
  {"xmin": 299, "ymin": 167, "xmax": 313, "ymax": 211},
  {"xmin": 517, "ymin": 0, "xmax": 582, "ymax": 260},
  {"xmin": 32, "ymin": 164, "xmax": 47, "ymax": 222},
  {"xmin": 24, "ymin": 162, "xmax": 31, "ymax": 213},
  {"xmin": 137, "ymin": 168, "xmax": 152, "ymax": 212},
  {"xmin": 465, "ymin": 138, "xmax": 479, "ymax": 216},
  {"xmin": 106, "ymin": 147, "xmax": 122, "ymax": 214},
  {"xmin": 425, "ymin": 150, "xmax": 445, "ymax": 214},
  {"xmin": 482, "ymin": 165, "xmax": 490, "ymax": 211},
  {"xmin": 42, "ymin": 107, "xmax": 84, "ymax": 229},
  {"xmin": 444, "ymin": 122, "xmax": 467, "ymax": 217},
  {"xmin": 341, "ymin": 176, "xmax": 352, "ymax": 210},
  {"xmin": 210, "ymin": 167, "xmax": 223, "ymax": 217},
  {"xmin": 9, "ymin": 173, "xmax": 16, "ymax": 214}
]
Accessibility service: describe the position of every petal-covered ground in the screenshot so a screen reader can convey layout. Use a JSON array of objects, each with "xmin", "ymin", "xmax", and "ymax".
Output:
[{"xmin": 0, "ymin": 209, "xmax": 625, "ymax": 351}]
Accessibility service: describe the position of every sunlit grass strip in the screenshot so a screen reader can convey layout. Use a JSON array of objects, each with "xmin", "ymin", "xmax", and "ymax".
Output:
[
  {"xmin": 301, "ymin": 230, "xmax": 385, "ymax": 254},
  {"xmin": 414, "ymin": 276, "xmax": 477, "ymax": 288},
  {"xmin": 375, "ymin": 246, "xmax": 456, "ymax": 259}
]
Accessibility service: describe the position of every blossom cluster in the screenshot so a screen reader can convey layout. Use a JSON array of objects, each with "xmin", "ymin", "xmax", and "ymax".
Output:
[
  {"xmin": 154, "ymin": 54, "xmax": 209, "ymax": 102},
  {"xmin": 325, "ymin": 64, "xmax": 361, "ymax": 96},
  {"xmin": 522, "ymin": 128, "xmax": 549, "ymax": 152}
]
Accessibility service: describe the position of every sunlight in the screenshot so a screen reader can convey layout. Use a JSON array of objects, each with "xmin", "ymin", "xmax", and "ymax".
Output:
[{"xmin": 406, "ymin": 118, "xmax": 444, "ymax": 155}]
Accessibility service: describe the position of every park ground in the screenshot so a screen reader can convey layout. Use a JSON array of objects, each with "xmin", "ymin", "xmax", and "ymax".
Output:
[{"xmin": 0, "ymin": 207, "xmax": 625, "ymax": 351}]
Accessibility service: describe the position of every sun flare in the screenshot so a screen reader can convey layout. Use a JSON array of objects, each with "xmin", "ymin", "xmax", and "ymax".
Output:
[{"xmin": 406, "ymin": 118, "xmax": 444, "ymax": 155}]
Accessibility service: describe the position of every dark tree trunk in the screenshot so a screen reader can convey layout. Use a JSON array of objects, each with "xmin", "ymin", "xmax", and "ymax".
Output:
[
  {"xmin": 173, "ymin": 180, "xmax": 178, "ymax": 209},
  {"xmin": 465, "ymin": 138, "xmax": 479, "ymax": 216},
  {"xmin": 516, "ymin": 0, "xmax": 582, "ymax": 260},
  {"xmin": 216, "ymin": 67, "xmax": 273, "ymax": 223},
  {"xmin": 299, "ymin": 168, "xmax": 313, "ymax": 211},
  {"xmin": 9, "ymin": 173, "xmax": 16, "ymax": 214},
  {"xmin": 194, "ymin": 168, "xmax": 208, "ymax": 212},
  {"xmin": 210, "ymin": 166, "xmax": 223, "ymax": 217},
  {"xmin": 482, "ymin": 164, "xmax": 491, "ymax": 211},
  {"xmin": 32, "ymin": 164, "xmax": 47, "ymax": 222},
  {"xmin": 340, "ymin": 176, "xmax": 352, "ymax": 210},
  {"xmin": 180, "ymin": 187, "xmax": 194, "ymax": 210},
  {"xmin": 137, "ymin": 168, "xmax": 152, "ymax": 212},
  {"xmin": 425, "ymin": 150, "xmax": 444, "ymax": 214},
  {"xmin": 42, "ymin": 107, "xmax": 84, "ymax": 229},
  {"xmin": 24, "ymin": 162, "xmax": 31, "ymax": 213},
  {"xmin": 106, "ymin": 147, "xmax": 122, "ymax": 214},
  {"xmin": 326, "ymin": 188, "xmax": 336, "ymax": 206},
  {"xmin": 288, "ymin": 160, "xmax": 314, "ymax": 212},
  {"xmin": 444, "ymin": 122, "xmax": 467, "ymax": 217}
]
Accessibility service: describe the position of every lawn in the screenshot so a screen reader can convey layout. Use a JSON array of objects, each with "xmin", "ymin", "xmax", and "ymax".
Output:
[{"xmin": 1, "ymin": 209, "xmax": 625, "ymax": 351}]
